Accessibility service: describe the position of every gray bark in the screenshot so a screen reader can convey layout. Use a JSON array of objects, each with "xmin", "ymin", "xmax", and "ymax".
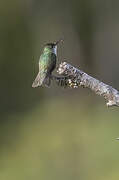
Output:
[{"xmin": 54, "ymin": 62, "xmax": 119, "ymax": 107}]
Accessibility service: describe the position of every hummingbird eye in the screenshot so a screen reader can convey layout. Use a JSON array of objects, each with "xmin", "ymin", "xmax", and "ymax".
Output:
[{"xmin": 52, "ymin": 45, "xmax": 55, "ymax": 48}]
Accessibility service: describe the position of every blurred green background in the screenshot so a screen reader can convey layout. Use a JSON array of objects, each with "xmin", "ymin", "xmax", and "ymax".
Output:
[{"xmin": 0, "ymin": 0, "xmax": 119, "ymax": 179}]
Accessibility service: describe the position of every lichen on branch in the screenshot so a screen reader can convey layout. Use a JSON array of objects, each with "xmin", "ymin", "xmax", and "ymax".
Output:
[{"xmin": 54, "ymin": 62, "xmax": 119, "ymax": 107}]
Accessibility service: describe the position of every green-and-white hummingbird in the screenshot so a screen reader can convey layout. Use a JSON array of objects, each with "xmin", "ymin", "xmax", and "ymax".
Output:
[{"xmin": 32, "ymin": 39, "xmax": 63, "ymax": 88}]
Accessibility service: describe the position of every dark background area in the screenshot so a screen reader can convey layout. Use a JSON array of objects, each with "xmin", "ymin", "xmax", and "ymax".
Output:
[{"xmin": 0, "ymin": 0, "xmax": 119, "ymax": 179}]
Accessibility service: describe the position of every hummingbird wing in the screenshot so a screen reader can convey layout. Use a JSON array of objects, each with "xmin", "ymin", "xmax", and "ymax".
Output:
[{"xmin": 32, "ymin": 53, "xmax": 56, "ymax": 88}]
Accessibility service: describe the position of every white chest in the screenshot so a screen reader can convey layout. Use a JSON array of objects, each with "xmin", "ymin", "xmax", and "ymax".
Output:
[{"xmin": 53, "ymin": 46, "xmax": 57, "ymax": 55}]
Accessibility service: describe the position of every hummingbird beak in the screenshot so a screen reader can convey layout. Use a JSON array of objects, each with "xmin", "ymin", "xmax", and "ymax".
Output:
[{"xmin": 54, "ymin": 39, "xmax": 63, "ymax": 46}]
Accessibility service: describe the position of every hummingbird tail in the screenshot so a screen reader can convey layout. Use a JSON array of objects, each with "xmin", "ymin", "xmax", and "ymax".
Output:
[{"xmin": 32, "ymin": 72, "xmax": 46, "ymax": 88}]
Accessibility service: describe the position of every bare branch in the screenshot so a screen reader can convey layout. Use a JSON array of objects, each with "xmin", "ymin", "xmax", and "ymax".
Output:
[{"xmin": 55, "ymin": 62, "xmax": 119, "ymax": 107}]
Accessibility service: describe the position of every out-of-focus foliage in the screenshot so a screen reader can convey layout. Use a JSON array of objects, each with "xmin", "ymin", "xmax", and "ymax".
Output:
[
  {"xmin": 0, "ymin": 0, "xmax": 119, "ymax": 179},
  {"xmin": 1, "ymin": 98, "xmax": 119, "ymax": 180}
]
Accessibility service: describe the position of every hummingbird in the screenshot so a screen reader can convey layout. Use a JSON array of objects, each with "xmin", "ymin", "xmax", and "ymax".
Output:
[{"xmin": 32, "ymin": 39, "xmax": 63, "ymax": 88}]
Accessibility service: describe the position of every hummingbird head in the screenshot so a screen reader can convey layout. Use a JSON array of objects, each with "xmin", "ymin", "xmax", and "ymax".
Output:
[{"xmin": 44, "ymin": 39, "xmax": 63, "ymax": 55}]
